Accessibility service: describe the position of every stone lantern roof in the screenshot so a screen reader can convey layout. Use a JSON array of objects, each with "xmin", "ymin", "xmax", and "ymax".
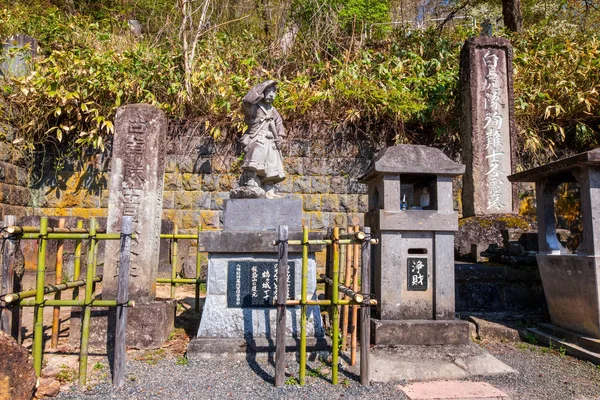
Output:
[
  {"xmin": 359, "ymin": 145, "xmax": 465, "ymax": 182},
  {"xmin": 508, "ymin": 148, "xmax": 600, "ymax": 183}
]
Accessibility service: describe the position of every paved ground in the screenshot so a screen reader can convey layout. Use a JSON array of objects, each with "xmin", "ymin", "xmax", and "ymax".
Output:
[
  {"xmin": 53, "ymin": 339, "xmax": 600, "ymax": 400},
  {"xmin": 19, "ymin": 286, "xmax": 600, "ymax": 399}
]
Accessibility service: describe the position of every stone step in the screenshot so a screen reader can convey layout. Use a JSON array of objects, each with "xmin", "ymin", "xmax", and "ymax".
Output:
[
  {"xmin": 400, "ymin": 380, "xmax": 510, "ymax": 400},
  {"xmin": 527, "ymin": 328, "xmax": 600, "ymax": 365},
  {"xmin": 536, "ymin": 323, "xmax": 600, "ymax": 354}
]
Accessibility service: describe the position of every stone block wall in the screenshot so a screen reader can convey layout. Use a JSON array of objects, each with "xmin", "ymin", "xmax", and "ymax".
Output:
[
  {"xmin": 0, "ymin": 126, "xmax": 379, "ymax": 274},
  {"xmin": 22, "ymin": 127, "xmax": 377, "ymax": 235},
  {"xmin": 0, "ymin": 141, "xmax": 34, "ymax": 219}
]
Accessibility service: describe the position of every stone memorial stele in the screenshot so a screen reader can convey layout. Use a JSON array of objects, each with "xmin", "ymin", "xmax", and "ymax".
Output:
[
  {"xmin": 460, "ymin": 36, "xmax": 517, "ymax": 217},
  {"xmin": 231, "ymin": 80, "xmax": 286, "ymax": 199},
  {"xmin": 74, "ymin": 103, "xmax": 174, "ymax": 349},
  {"xmin": 104, "ymin": 104, "xmax": 167, "ymax": 302},
  {"xmin": 360, "ymin": 145, "xmax": 469, "ymax": 345}
]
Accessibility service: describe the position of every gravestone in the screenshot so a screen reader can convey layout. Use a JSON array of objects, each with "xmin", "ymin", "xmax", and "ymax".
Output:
[
  {"xmin": 188, "ymin": 199, "xmax": 326, "ymax": 355},
  {"xmin": 69, "ymin": 104, "xmax": 174, "ymax": 350},
  {"xmin": 103, "ymin": 104, "xmax": 167, "ymax": 302},
  {"xmin": 1, "ymin": 34, "xmax": 37, "ymax": 77},
  {"xmin": 460, "ymin": 36, "xmax": 517, "ymax": 217}
]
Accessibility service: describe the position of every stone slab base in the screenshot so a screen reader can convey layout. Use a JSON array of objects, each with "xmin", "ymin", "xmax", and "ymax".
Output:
[
  {"xmin": 400, "ymin": 380, "xmax": 510, "ymax": 400},
  {"xmin": 68, "ymin": 300, "xmax": 176, "ymax": 350},
  {"xmin": 187, "ymin": 336, "xmax": 331, "ymax": 359},
  {"xmin": 371, "ymin": 319, "xmax": 470, "ymax": 345},
  {"xmin": 527, "ymin": 325, "xmax": 600, "ymax": 364},
  {"xmin": 346, "ymin": 342, "xmax": 516, "ymax": 382}
]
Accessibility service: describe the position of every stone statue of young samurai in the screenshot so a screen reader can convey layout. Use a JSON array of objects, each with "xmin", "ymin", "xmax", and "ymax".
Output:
[{"xmin": 231, "ymin": 80, "xmax": 286, "ymax": 199}]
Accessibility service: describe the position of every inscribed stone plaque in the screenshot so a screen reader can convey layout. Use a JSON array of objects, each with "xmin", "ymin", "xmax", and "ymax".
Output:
[
  {"xmin": 227, "ymin": 261, "xmax": 295, "ymax": 308},
  {"xmin": 103, "ymin": 104, "xmax": 167, "ymax": 303},
  {"xmin": 407, "ymin": 257, "xmax": 428, "ymax": 291},
  {"xmin": 460, "ymin": 36, "xmax": 516, "ymax": 217}
]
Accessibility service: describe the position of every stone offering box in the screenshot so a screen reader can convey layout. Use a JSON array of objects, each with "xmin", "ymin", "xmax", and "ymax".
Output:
[
  {"xmin": 188, "ymin": 199, "xmax": 326, "ymax": 355},
  {"xmin": 360, "ymin": 145, "xmax": 469, "ymax": 345},
  {"xmin": 509, "ymin": 149, "xmax": 600, "ymax": 341}
]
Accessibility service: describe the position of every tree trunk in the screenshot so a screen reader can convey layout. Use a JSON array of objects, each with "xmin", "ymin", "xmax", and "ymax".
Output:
[{"xmin": 502, "ymin": 0, "xmax": 523, "ymax": 32}]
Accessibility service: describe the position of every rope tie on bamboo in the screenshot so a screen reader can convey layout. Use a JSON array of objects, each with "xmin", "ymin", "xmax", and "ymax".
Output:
[
  {"xmin": 274, "ymin": 239, "xmax": 288, "ymax": 245},
  {"xmin": 362, "ymin": 293, "xmax": 377, "ymax": 304},
  {"xmin": 119, "ymin": 232, "xmax": 133, "ymax": 251},
  {"xmin": 301, "ymin": 239, "xmax": 313, "ymax": 253}
]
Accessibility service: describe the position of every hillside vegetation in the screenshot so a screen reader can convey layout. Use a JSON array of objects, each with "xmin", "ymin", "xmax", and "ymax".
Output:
[{"xmin": 1, "ymin": 0, "xmax": 599, "ymax": 170}]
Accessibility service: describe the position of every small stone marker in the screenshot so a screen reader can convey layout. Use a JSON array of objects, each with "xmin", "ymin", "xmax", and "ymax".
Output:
[
  {"xmin": 460, "ymin": 36, "xmax": 517, "ymax": 217},
  {"xmin": 103, "ymin": 104, "xmax": 167, "ymax": 302},
  {"xmin": 400, "ymin": 380, "xmax": 510, "ymax": 400},
  {"xmin": 1, "ymin": 34, "xmax": 37, "ymax": 78},
  {"xmin": 128, "ymin": 20, "xmax": 142, "ymax": 37}
]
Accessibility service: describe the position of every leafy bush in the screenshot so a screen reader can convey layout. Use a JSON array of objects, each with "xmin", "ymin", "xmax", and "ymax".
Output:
[{"xmin": 0, "ymin": 1, "xmax": 599, "ymax": 171}]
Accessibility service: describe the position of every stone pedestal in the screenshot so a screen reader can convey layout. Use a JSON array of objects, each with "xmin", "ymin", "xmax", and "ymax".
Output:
[
  {"xmin": 188, "ymin": 199, "xmax": 326, "ymax": 356},
  {"xmin": 460, "ymin": 36, "xmax": 517, "ymax": 217},
  {"xmin": 69, "ymin": 300, "xmax": 176, "ymax": 350},
  {"xmin": 510, "ymin": 150, "xmax": 600, "ymax": 341}
]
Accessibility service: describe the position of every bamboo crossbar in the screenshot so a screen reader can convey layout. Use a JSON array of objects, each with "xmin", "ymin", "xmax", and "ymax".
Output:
[
  {"xmin": 3, "ymin": 276, "xmax": 102, "ymax": 303},
  {"xmin": 19, "ymin": 299, "xmax": 135, "ymax": 307},
  {"xmin": 276, "ymin": 299, "xmax": 377, "ymax": 306},
  {"xmin": 13, "ymin": 233, "xmax": 132, "ymax": 240},
  {"xmin": 319, "ymin": 274, "xmax": 364, "ymax": 303},
  {"xmin": 5, "ymin": 226, "xmax": 107, "ymax": 234},
  {"xmin": 160, "ymin": 234, "xmax": 199, "ymax": 239},
  {"xmin": 338, "ymin": 231, "xmax": 366, "ymax": 241},
  {"xmin": 156, "ymin": 278, "xmax": 206, "ymax": 284},
  {"xmin": 272, "ymin": 238, "xmax": 378, "ymax": 246}
]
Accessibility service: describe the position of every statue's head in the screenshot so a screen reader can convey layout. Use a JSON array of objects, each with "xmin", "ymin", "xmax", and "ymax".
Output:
[{"xmin": 263, "ymin": 81, "xmax": 277, "ymax": 104}]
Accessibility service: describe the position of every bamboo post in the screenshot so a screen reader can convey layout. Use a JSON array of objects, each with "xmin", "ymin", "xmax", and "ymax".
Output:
[
  {"xmin": 324, "ymin": 227, "xmax": 333, "ymax": 327},
  {"xmin": 331, "ymin": 227, "xmax": 340, "ymax": 385},
  {"xmin": 341, "ymin": 227, "xmax": 354, "ymax": 352},
  {"xmin": 195, "ymin": 224, "xmax": 202, "ymax": 313},
  {"xmin": 79, "ymin": 217, "xmax": 97, "ymax": 386},
  {"xmin": 51, "ymin": 218, "xmax": 66, "ymax": 349},
  {"xmin": 274, "ymin": 225, "xmax": 289, "ymax": 387},
  {"xmin": 33, "ymin": 217, "xmax": 48, "ymax": 376},
  {"xmin": 299, "ymin": 226, "xmax": 309, "ymax": 385},
  {"xmin": 114, "ymin": 216, "xmax": 132, "ymax": 388},
  {"xmin": 72, "ymin": 220, "xmax": 83, "ymax": 300},
  {"xmin": 171, "ymin": 224, "xmax": 178, "ymax": 299},
  {"xmin": 360, "ymin": 227, "xmax": 371, "ymax": 385},
  {"xmin": 350, "ymin": 224, "xmax": 360, "ymax": 366},
  {"xmin": 0, "ymin": 215, "xmax": 19, "ymax": 339}
]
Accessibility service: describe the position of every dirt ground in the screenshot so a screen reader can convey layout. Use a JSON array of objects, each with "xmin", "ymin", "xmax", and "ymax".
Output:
[{"xmin": 17, "ymin": 283, "xmax": 200, "ymax": 392}]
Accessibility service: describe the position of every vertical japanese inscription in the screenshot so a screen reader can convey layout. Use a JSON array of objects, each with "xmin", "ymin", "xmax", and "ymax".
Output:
[
  {"xmin": 407, "ymin": 257, "xmax": 428, "ymax": 291},
  {"xmin": 122, "ymin": 118, "xmax": 147, "ymax": 223},
  {"xmin": 480, "ymin": 48, "xmax": 511, "ymax": 212},
  {"xmin": 227, "ymin": 261, "xmax": 295, "ymax": 308}
]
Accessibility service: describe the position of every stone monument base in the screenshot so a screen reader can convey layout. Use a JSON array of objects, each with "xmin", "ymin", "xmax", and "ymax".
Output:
[
  {"xmin": 346, "ymin": 342, "xmax": 516, "ymax": 382},
  {"xmin": 187, "ymin": 336, "xmax": 330, "ymax": 359},
  {"xmin": 371, "ymin": 319, "xmax": 470, "ymax": 346},
  {"xmin": 68, "ymin": 300, "xmax": 175, "ymax": 350}
]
